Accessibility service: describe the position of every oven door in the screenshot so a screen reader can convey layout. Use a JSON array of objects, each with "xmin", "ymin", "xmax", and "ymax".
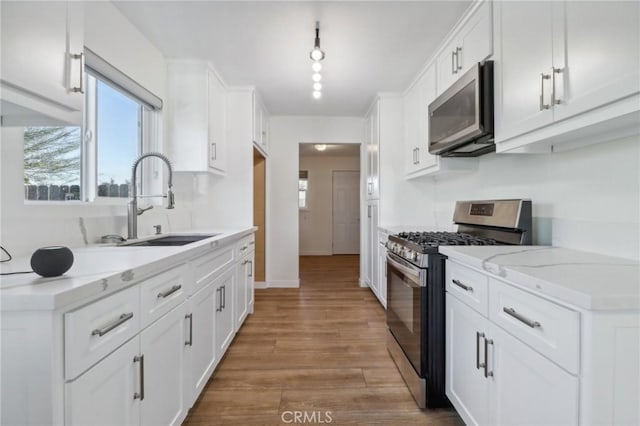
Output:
[{"xmin": 386, "ymin": 252, "xmax": 426, "ymax": 376}]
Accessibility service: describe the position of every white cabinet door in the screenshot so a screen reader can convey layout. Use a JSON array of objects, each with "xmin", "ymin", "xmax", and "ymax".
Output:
[
  {"xmin": 495, "ymin": 1, "xmax": 555, "ymax": 142},
  {"xmin": 446, "ymin": 296, "xmax": 491, "ymax": 426},
  {"xmin": 215, "ymin": 268, "xmax": 236, "ymax": 357},
  {"xmin": 416, "ymin": 65, "xmax": 437, "ymax": 170},
  {"xmin": 235, "ymin": 257, "xmax": 249, "ymax": 332},
  {"xmin": 457, "ymin": 1, "xmax": 492, "ymax": 77},
  {"xmin": 368, "ymin": 201, "xmax": 380, "ymax": 303},
  {"xmin": 140, "ymin": 304, "xmax": 187, "ymax": 426},
  {"xmin": 489, "ymin": 323, "xmax": 579, "ymax": 426},
  {"xmin": 553, "ymin": 1, "xmax": 640, "ymax": 122},
  {"xmin": 367, "ymin": 101, "xmax": 380, "ymax": 200},
  {"xmin": 208, "ymin": 70, "xmax": 226, "ymax": 173},
  {"xmin": 436, "ymin": 37, "xmax": 460, "ymax": 96},
  {"xmin": 247, "ymin": 253, "xmax": 255, "ymax": 313},
  {"xmin": 184, "ymin": 282, "xmax": 216, "ymax": 408},
  {"xmin": 66, "ymin": 338, "xmax": 140, "ymax": 426},
  {"xmin": 404, "ymin": 82, "xmax": 421, "ymax": 174},
  {"xmin": 377, "ymin": 242, "xmax": 387, "ymax": 308},
  {"xmin": 0, "ymin": 1, "xmax": 84, "ymax": 123}
]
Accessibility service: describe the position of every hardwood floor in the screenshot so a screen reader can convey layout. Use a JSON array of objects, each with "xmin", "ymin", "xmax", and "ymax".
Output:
[{"xmin": 184, "ymin": 255, "xmax": 462, "ymax": 425}]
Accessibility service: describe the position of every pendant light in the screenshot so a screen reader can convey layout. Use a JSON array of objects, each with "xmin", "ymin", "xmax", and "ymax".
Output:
[{"xmin": 310, "ymin": 21, "xmax": 325, "ymax": 100}]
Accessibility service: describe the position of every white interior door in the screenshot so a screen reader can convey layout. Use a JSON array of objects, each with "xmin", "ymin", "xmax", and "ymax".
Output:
[{"xmin": 332, "ymin": 171, "xmax": 360, "ymax": 254}]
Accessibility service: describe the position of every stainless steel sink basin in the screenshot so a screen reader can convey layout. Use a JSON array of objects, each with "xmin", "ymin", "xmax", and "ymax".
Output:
[{"xmin": 119, "ymin": 234, "xmax": 219, "ymax": 247}]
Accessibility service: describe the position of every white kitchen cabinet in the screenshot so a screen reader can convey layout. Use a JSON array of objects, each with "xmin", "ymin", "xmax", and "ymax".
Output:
[
  {"xmin": 139, "ymin": 303, "xmax": 187, "ymax": 426},
  {"xmin": 377, "ymin": 231, "xmax": 388, "ymax": 308},
  {"xmin": 253, "ymin": 90, "xmax": 269, "ymax": 154},
  {"xmin": 494, "ymin": 1, "xmax": 640, "ymax": 152},
  {"xmin": 66, "ymin": 338, "xmax": 140, "ymax": 426},
  {"xmin": 167, "ymin": 61, "xmax": 226, "ymax": 174},
  {"xmin": 365, "ymin": 100, "xmax": 380, "ymax": 200},
  {"xmin": 214, "ymin": 268, "xmax": 236, "ymax": 356},
  {"xmin": 436, "ymin": 1, "xmax": 492, "ymax": 96},
  {"xmin": 366, "ymin": 201, "xmax": 381, "ymax": 305},
  {"xmin": 0, "ymin": 0, "xmax": 84, "ymax": 125},
  {"xmin": 235, "ymin": 252, "xmax": 254, "ymax": 332},
  {"xmin": 184, "ymin": 281, "xmax": 217, "ymax": 408}
]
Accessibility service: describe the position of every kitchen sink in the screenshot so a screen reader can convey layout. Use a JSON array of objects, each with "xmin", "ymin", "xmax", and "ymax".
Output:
[{"xmin": 119, "ymin": 234, "xmax": 219, "ymax": 247}]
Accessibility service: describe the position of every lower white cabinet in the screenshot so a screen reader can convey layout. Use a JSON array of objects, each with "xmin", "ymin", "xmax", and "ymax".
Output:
[
  {"xmin": 235, "ymin": 251, "xmax": 255, "ymax": 332},
  {"xmin": 214, "ymin": 268, "xmax": 235, "ymax": 357},
  {"xmin": 377, "ymin": 232, "xmax": 388, "ymax": 308},
  {"xmin": 446, "ymin": 296, "xmax": 578, "ymax": 426}
]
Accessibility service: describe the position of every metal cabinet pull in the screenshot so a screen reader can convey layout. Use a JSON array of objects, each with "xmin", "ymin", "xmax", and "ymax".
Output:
[
  {"xmin": 367, "ymin": 205, "xmax": 371, "ymax": 218},
  {"xmin": 456, "ymin": 47, "xmax": 463, "ymax": 71},
  {"xmin": 157, "ymin": 284, "xmax": 182, "ymax": 299},
  {"xmin": 185, "ymin": 313, "xmax": 193, "ymax": 346},
  {"xmin": 248, "ymin": 260, "xmax": 253, "ymax": 277},
  {"xmin": 70, "ymin": 52, "xmax": 84, "ymax": 93},
  {"xmin": 484, "ymin": 338, "xmax": 494, "ymax": 378},
  {"xmin": 476, "ymin": 332, "xmax": 485, "ymax": 370},
  {"xmin": 452, "ymin": 279, "xmax": 473, "ymax": 292},
  {"xmin": 211, "ymin": 142, "xmax": 217, "ymax": 161},
  {"xmin": 216, "ymin": 287, "xmax": 222, "ymax": 312},
  {"xmin": 503, "ymin": 307, "xmax": 541, "ymax": 328},
  {"xmin": 539, "ymin": 73, "xmax": 551, "ymax": 110},
  {"xmin": 91, "ymin": 312, "xmax": 134, "ymax": 337},
  {"xmin": 451, "ymin": 51, "xmax": 457, "ymax": 74},
  {"xmin": 415, "ymin": 147, "xmax": 420, "ymax": 164},
  {"xmin": 221, "ymin": 285, "xmax": 226, "ymax": 309},
  {"xmin": 367, "ymin": 182, "xmax": 373, "ymax": 195},
  {"xmin": 240, "ymin": 245, "xmax": 248, "ymax": 252},
  {"xmin": 551, "ymin": 67, "xmax": 563, "ymax": 105},
  {"xmin": 133, "ymin": 355, "xmax": 144, "ymax": 400}
]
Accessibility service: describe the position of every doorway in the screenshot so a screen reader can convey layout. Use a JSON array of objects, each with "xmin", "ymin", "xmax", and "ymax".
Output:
[
  {"xmin": 332, "ymin": 171, "xmax": 360, "ymax": 254},
  {"xmin": 253, "ymin": 148, "xmax": 266, "ymax": 283}
]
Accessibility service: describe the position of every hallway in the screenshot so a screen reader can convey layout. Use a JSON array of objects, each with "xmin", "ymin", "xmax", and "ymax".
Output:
[{"xmin": 184, "ymin": 255, "xmax": 462, "ymax": 425}]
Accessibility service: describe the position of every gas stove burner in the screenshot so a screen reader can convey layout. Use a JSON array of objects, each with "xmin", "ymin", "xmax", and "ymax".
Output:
[{"xmin": 396, "ymin": 231, "xmax": 498, "ymax": 247}]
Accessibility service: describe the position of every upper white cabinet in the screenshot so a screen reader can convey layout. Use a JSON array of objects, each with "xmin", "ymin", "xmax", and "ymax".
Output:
[
  {"xmin": 436, "ymin": 1, "xmax": 492, "ymax": 96},
  {"xmin": 0, "ymin": 1, "xmax": 84, "ymax": 125},
  {"xmin": 253, "ymin": 91, "xmax": 269, "ymax": 154},
  {"xmin": 167, "ymin": 61, "xmax": 226, "ymax": 175},
  {"xmin": 365, "ymin": 100, "xmax": 380, "ymax": 200},
  {"xmin": 494, "ymin": 0, "xmax": 640, "ymax": 152}
]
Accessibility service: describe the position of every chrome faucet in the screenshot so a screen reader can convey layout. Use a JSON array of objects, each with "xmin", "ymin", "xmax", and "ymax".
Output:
[{"xmin": 127, "ymin": 152, "xmax": 175, "ymax": 240}]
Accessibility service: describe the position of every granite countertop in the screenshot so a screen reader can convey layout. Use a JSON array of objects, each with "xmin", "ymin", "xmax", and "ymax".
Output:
[
  {"xmin": 440, "ymin": 246, "xmax": 640, "ymax": 311},
  {"xmin": 0, "ymin": 227, "xmax": 255, "ymax": 311},
  {"xmin": 378, "ymin": 224, "xmax": 456, "ymax": 235}
]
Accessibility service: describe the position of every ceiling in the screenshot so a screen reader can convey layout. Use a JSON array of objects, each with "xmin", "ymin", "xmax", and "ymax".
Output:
[
  {"xmin": 114, "ymin": 1, "xmax": 471, "ymax": 116},
  {"xmin": 299, "ymin": 143, "xmax": 360, "ymax": 157}
]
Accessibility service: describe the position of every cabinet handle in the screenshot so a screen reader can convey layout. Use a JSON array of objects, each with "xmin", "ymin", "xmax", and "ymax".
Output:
[
  {"xmin": 240, "ymin": 245, "xmax": 248, "ymax": 252},
  {"xmin": 539, "ymin": 73, "xmax": 551, "ymax": 110},
  {"xmin": 476, "ymin": 331, "xmax": 485, "ymax": 370},
  {"xmin": 484, "ymin": 338, "xmax": 494, "ymax": 378},
  {"xmin": 456, "ymin": 47, "xmax": 463, "ymax": 71},
  {"xmin": 367, "ymin": 205, "xmax": 371, "ymax": 218},
  {"xmin": 91, "ymin": 312, "xmax": 134, "ymax": 337},
  {"xmin": 248, "ymin": 260, "xmax": 253, "ymax": 277},
  {"xmin": 70, "ymin": 52, "xmax": 84, "ymax": 93},
  {"xmin": 415, "ymin": 147, "xmax": 420, "ymax": 164},
  {"xmin": 211, "ymin": 142, "xmax": 217, "ymax": 161},
  {"xmin": 216, "ymin": 287, "xmax": 222, "ymax": 312},
  {"xmin": 503, "ymin": 307, "xmax": 541, "ymax": 328},
  {"xmin": 367, "ymin": 182, "xmax": 373, "ymax": 194},
  {"xmin": 551, "ymin": 67, "xmax": 563, "ymax": 105},
  {"xmin": 451, "ymin": 51, "xmax": 457, "ymax": 74},
  {"xmin": 452, "ymin": 279, "xmax": 473, "ymax": 292},
  {"xmin": 221, "ymin": 285, "xmax": 226, "ymax": 309},
  {"xmin": 185, "ymin": 313, "xmax": 193, "ymax": 346},
  {"xmin": 157, "ymin": 284, "xmax": 182, "ymax": 299},
  {"xmin": 133, "ymin": 355, "xmax": 144, "ymax": 400}
]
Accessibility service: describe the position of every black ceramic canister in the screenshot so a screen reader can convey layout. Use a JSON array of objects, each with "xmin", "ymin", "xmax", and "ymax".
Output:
[{"xmin": 30, "ymin": 246, "xmax": 74, "ymax": 277}]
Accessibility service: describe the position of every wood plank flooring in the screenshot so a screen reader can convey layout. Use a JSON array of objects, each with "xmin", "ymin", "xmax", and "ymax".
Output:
[{"xmin": 184, "ymin": 255, "xmax": 462, "ymax": 425}]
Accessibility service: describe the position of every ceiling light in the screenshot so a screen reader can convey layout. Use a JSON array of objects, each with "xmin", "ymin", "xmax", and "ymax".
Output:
[
  {"xmin": 309, "ymin": 21, "xmax": 325, "ymax": 61},
  {"xmin": 313, "ymin": 82, "xmax": 322, "ymax": 91},
  {"xmin": 313, "ymin": 91, "xmax": 322, "ymax": 99},
  {"xmin": 312, "ymin": 61, "xmax": 322, "ymax": 72},
  {"xmin": 314, "ymin": 144, "xmax": 327, "ymax": 151},
  {"xmin": 312, "ymin": 73, "xmax": 322, "ymax": 82}
]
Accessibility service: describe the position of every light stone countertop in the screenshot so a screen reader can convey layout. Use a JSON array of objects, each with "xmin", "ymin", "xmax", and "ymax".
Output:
[
  {"xmin": 378, "ymin": 224, "xmax": 456, "ymax": 235},
  {"xmin": 0, "ymin": 227, "xmax": 255, "ymax": 311},
  {"xmin": 440, "ymin": 246, "xmax": 640, "ymax": 311}
]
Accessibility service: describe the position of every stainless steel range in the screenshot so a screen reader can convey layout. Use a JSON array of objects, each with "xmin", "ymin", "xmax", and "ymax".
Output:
[{"xmin": 385, "ymin": 199, "xmax": 532, "ymax": 409}]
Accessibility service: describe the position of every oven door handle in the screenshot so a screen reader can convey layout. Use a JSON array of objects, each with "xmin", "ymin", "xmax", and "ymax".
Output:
[{"xmin": 386, "ymin": 253, "xmax": 421, "ymax": 287}]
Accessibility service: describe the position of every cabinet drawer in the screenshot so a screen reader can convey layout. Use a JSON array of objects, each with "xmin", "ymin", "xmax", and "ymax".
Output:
[
  {"xmin": 235, "ymin": 234, "xmax": 255, "ymax": 258},
  {"xmin": 140, "ymin": 265, "xmax": 187, "ymax": 328},
  {"xmin": 446, "ymin": 260, "xmax": 489, "ymax": 316},
  {"xmin": 489, "ymin": 279, "xmax": 580, "ymax": 374},
  {"xmin": 65, "ymin": 285, "xmax": 140, "ymax": 380},
  {"xmin": 192, "ymin": 245, "xmax": 234, "ymax": 294}
]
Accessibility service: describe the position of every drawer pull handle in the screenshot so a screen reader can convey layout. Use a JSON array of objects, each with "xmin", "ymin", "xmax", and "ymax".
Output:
[
  {"xmin": 503, "ymin": 307, "xmax": 541, "ymax": 328},
  {"xmin": 133, "ymin": 354, "xmax": 144, "ymax": 400},
  {"xmin": 185, "ymin": 313, "xmax": 193, "ymax": 346},
  {"xmin": 452, "ymin": 279, "xmax": 473, "ymax": 292},
  {"xmin": 476, "ymin": 331, "xmax": 485, "ymax": 370},
  {"xmin": 91, "ymin": 312, "xmax": 134, "ymax": 337},
  {"xmin": 157, "ymin": 284, "xmax": 182, "ymax": 299},
  {"xmin": 248, "ymin": 260, "xmax": 253, "ymax": 278},
  {"xmin": 241, "ymin": 245, "xmax": 248, "ymax": 252},
  {"xmin": 484, "ymin": 338, "xmax": 494, "ymax": 378},
  {"xmin": 216, "ymin": 287, "xmax": 222, "ymax": 312},
  {"xmin": 249, "ymin": 241, "xmax": 255, "ymax": 245}
]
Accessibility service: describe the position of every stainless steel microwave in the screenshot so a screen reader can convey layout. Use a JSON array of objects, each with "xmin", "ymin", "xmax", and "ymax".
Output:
[{"xmin": 428, "ymin": 61, "xmax": 494, "ymax": 157}]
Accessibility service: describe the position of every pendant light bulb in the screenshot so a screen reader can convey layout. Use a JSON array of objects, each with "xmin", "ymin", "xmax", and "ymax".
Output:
[
  {"xmin": 309, "ymin": 22, "xmax": 326, "ymax": 61},
  {"xmin": 312, "ymin": 61, "xmax": 322, "ymax": 72},
  {"xmin": 312, "ymin": 73, "xmax": 322, "ymax": 82},
  {"xmin": 313, "ymin": 90, "xmax": 322, "ymax": 99},
  {"xmin": 313, "ymin": 82, "xmax": 322, "ymax": 91}
]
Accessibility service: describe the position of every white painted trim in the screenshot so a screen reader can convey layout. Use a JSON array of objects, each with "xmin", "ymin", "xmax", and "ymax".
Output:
[
  {"xmin": 359, "ymin": 278, "xmax": 369, "ymax": 288},
  {"xmin": 300, "ymin": 250, "xmax": 333, "ymax": 256},
  {"xmin": 254, "ymin": 281, "xmax": 267, "ymax": 289},
  {"xmin": 265, "ymin": 280, "xmax": 300, "ymax": 289}
]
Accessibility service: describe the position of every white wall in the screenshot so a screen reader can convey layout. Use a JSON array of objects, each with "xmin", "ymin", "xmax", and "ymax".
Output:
[
  {"xmin": 381, "ymin": 134, "xmax": 640, "ymax": 261},
  {"xmin": 299, "ymin": 154, "xmax": 360, "ymax": 256},
  {"xmin": 267, "ymin": 116, "xmax": 365, "ymax": 286}
]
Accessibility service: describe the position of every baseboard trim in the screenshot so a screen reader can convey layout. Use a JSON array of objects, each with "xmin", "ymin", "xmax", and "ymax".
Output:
[
  {"xmin": 359, "ymin": 278, "xmax": 369, "ymax": 288},
  {"xmin": 254, "ymin": 281, "xmax": 267, "ymax": 289},
  {"xmin": 262, "ymin": 280, "xmax": 300, "ymax": 289},
  {"xmin": 299, "ymin": 250, "xmax": 333, "ymax": 256}
]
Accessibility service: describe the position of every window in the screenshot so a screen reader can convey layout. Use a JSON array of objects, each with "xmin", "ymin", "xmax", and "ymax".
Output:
[
  {"xmin": 23, "ymin": 49, "xmax": 163, "ymax": 202},
  {"xmin": 299, "ymin": 170, "xmax": 309, "ymax": 209}
]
